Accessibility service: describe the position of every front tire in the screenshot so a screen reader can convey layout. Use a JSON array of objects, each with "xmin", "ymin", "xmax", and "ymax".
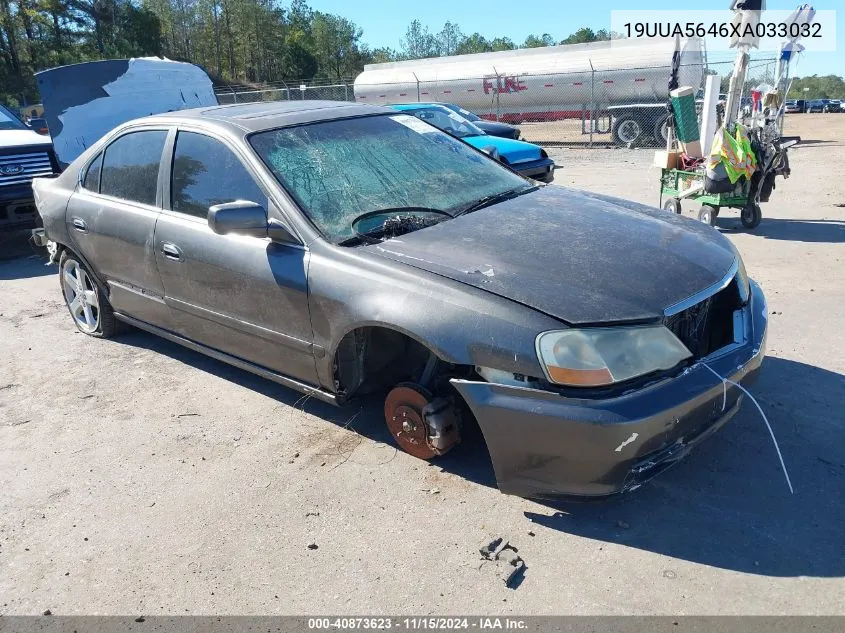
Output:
[
  {"xmin": 59, "ymin": 250, "xmax": 121, "ymax": 338},
  {"xmin": 698, "ymin": 204, "xmax": 718, "ymax": 226},
  {"xmin": 612, "ymin": 115, "xmax": 643, "ymax": 146},
  {"xmin": 663, "ymin": 198, "xmax": 682, "ymax": 214}
]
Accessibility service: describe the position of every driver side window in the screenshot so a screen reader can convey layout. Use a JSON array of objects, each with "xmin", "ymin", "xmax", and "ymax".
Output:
[{"xmin": 171, "ymin": 131, "xmax": 267, "ymax": 218}]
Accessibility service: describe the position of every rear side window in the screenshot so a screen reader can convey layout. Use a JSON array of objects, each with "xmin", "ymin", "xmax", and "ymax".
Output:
[
  {"xmin": 100, "ymin": 130, "xmax": 167, "ymax": 206},
  {"xmin": 83, "ymin": 152, "xmax": 103, "ymax": 191},
  {"xmin": 171, "ymin": 131, "xmax": 266, "ymax": 218}
]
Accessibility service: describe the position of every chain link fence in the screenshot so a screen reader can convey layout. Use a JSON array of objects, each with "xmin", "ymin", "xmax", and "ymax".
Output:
[
  {"xmin": 214, "ymin": 57, "xmax": 777, "ymax": 147},
  {"xmin": 215, "ymin": 80, "xmax": 355, "ymax": 105}
]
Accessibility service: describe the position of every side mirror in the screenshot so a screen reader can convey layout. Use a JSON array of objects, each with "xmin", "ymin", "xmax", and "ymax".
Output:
[
  {"xmin": 208, "ymin": 200, "xmax": 299, "ymax": 244},
  {"xmin": 208, "ymin": 201, "xmax": 268, "ymax": 237},
  {"xmin": 481, "ymin": 145, "xmax": 500, "ymax": 161}
]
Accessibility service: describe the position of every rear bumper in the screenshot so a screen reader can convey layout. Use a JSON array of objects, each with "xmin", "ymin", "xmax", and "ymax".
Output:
[
  {"xmin": 31, "ymin": 227, "xmax": 49, "ymax": 247},
  {"xmin": 451, "ymin": 280, "xmax": 768, "ymax": 500},
  {"xmin": 513, "ymin": 158, "xmax": 556, "ymax": 182}
]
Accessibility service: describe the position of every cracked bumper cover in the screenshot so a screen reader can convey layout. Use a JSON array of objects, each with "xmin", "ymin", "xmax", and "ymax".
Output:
[
  {"xmin": 512, "ymin": 157, "xmax": 555, "ymax": 179},
  {"xmin": 451, "ymin": 280, "xmax": 768, "ymax": 499}
]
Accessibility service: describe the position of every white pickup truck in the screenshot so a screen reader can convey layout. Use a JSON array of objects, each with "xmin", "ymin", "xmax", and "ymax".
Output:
[{"xmin": 1, "ymin": 104, "xmax": 60, "ymax": 232}]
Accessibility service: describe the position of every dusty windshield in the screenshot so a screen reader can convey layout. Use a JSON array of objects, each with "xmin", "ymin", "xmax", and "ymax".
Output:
[
  {"xmin": 0, "ymin": 105, "xmax": 26, "ymax": 131},
  {"xmin": 249, "ymin": 114, "xmax": 527, "ymax": 243}
]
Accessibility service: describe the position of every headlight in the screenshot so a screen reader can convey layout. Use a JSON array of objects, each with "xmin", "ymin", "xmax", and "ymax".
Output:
[{"xmin": 536, "ymin": 326, "xmax": 692, "ymax": 387}]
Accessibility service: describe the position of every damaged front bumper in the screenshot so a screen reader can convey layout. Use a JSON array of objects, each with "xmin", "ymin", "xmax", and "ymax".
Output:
[
  {"xmin": 451, "ymin": 280, "xmax": 768, "ymax": 500},
  {"xmin": 513, "ymin": 158, "xmax": 556, "ymax": 182}
]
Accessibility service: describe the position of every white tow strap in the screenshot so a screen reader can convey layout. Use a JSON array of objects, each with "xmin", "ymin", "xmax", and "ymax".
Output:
[{"xmin": 700, "ymin": 362, "xmax": 794, "ymax": 494}]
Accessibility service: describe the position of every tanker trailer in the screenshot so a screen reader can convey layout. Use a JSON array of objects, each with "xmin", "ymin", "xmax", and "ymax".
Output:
[{"xmin": 353, "ymin": 37, "xmax": 705, "ymax": 146}]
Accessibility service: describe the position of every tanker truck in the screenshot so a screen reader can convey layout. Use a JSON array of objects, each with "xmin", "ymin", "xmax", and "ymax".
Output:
[{"xmin": 353, "ymin": 37, "xmax": 706, "ymax": 146}]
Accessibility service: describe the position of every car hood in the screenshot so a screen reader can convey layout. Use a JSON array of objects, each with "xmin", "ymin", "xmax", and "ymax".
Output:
[
  {"xmin": 464, "ymin": 135, "xmax": 540, "ymax": 164},
  {"xmin": 474, "ymin": 120, "xmax": 518, "ymax": 138},
  {"xmin": 366, "ymin": 186, "xmax": 737, "ymax": 325},
  {"xmin": 0, "ymin": 129, "xmax": 53, "ymax": 149}
]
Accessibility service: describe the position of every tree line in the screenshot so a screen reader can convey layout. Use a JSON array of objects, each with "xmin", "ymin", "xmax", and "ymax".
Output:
[
  {"xmin": 788, "ymin": 74, "xmax": 845, "ymax": 100},
  {"xmin": 0, "ymin": 0, "xmax": 617, "ymax": 108},
  {"xmin": 1, "ymin": 0, "xmax": 840, "ymax": 109}
]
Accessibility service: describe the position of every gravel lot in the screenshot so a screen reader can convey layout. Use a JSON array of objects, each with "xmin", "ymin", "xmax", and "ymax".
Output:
[{"xmin": 1, "ymin": 114, "xmax": 844, "ymax": 616}]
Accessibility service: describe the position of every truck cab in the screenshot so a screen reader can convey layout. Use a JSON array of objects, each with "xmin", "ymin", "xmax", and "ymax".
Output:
[{"xmin": 1, "ymin": 104, "xmax": 61, "ymax": 232}]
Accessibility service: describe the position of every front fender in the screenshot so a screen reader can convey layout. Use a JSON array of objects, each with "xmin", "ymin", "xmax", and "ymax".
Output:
[{"xmin": 306, "ymin": 244, "xmax": 562, "ymax": 390}]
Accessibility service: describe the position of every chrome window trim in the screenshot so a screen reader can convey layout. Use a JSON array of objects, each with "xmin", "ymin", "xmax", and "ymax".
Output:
[{"xmin": 663, "ymin": 257, "xmax": 738, "ymax": 317}]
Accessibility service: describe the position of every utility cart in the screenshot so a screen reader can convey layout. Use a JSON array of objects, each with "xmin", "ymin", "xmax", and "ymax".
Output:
[
  {"xmin": 659, "ymin": 167, "xmax": 761, "ymax": 229},
  {"xmin": 655, "ymin": 3, "xmax": 812, "ymax": 232},
  {"xmin": 658, "ymin": 131, "xmax": 796, "ymax": 230}
]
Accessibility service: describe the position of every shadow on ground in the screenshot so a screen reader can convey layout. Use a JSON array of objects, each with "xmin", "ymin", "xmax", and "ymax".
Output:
[
  {"xmin": 526, "ymin": 356, "xmax": 845, "ymax": 578},
  {"xmin": 0, "ymin": 231, "xmax": 52, "ymax": 279},
  {"xmin": 789, "ymin": 139, "xmax": 840, "ymax": 148},
  {"xmin": 717, "ymin": 217, "xmax": 845, "ymax": 243},
  {"xmin": 114, "ymin": 328, "xmax": 500, "ymax": 489},
  {"xmin": 0, "ymin": 252, "xmax": 53, "ymax": 280},
  {"xmin": 114, "ymin": 326, "xmax": 844, "ymax": 577}
]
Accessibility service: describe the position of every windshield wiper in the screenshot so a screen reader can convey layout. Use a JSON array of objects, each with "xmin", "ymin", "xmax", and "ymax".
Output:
[
  {"xmin": 338, "ymin": 207, "xmax": 452, "ymax": 246},
  {"xmin": 454, "ymin": 185, "xmax": 538, "ymax": 217}
]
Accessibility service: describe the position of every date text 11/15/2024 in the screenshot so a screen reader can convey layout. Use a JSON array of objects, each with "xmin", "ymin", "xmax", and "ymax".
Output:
[{"xmin": 308, "ymin": 617, "xmax": 528, "ymax": 630}]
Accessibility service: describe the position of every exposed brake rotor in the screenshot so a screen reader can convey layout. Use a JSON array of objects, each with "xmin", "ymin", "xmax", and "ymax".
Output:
[{"xmin": 384, "ymin": 383, "xmax": 459, "ymax": 460}]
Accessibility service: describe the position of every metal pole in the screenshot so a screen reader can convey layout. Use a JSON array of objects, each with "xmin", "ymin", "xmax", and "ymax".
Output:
[
  {"xmin": 412, "ymin": 72, "xmax": 420, "ymax": 102},
  {"xmin": 492, "ymin": 66, "xmax": 500, "ymax": 121},
  {"xmin": 589, "ymin": 60, "xmax": 595, "ymax": 148}
]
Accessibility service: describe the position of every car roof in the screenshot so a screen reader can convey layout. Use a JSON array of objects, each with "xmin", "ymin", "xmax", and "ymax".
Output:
[{"xmin": 139, "ymin": 100, "xmax": 390, "ymax": 133}]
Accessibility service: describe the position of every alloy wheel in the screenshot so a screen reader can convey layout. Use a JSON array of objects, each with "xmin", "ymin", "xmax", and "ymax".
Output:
[{"xmin": 62, "ymin": 259, "xmax": 100, "ymax": 333}]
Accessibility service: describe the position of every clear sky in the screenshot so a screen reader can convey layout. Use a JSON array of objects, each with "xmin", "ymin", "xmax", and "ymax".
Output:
[{"xmin": 309, "ymin": 0, "xmax": 843, "ymax": 77}]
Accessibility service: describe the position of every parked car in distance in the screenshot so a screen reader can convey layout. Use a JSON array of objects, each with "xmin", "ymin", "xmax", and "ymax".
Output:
[
  {"xmin": 32, "ymin": 101, "xmax": 767, "ymax": 499},
  {"xmin": 1, "ymin": 103, "xmax": 61, "ymax": 231},
  {"xmin": 438, "ymin": 103, "xmax": 521, "ymax": 140},
  {"xmin": 807, "ymin": 99, "xmax": 841, "ymax": 113},
  {"xmin": 26, "ymin": 117, "xmax": 50, "ymax": 135},
  {"xmin": 784, "ymin": 100, "xmax": 801, "ymax": 114},
  {"xmin": 830, "ymin": 99, "xmax": 842, "ymax": 112},
  {"xmin": 391, "ymin": 103, "xmax": 555, "ymax": 183}
]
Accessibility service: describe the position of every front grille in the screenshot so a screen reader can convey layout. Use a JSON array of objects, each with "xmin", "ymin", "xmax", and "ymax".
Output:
[
  {"xmin": 0, "ymin": 151, "xmax": 54, "ymax": 187},
  {"xmin": 664, "ymin": 278, "xmax": 742, "ymax": 358}
]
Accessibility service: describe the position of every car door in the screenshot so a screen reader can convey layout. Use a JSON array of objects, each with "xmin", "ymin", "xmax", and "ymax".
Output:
[
  {"xmin": 64, "ymin": 128, "xmax": 172, "ymax": 327},
  {"xmin": 153, "ymin": 128, "xmax": 318, "ymax": 385}
]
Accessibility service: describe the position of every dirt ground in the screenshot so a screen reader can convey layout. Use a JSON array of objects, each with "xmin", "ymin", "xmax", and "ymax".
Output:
[{"xmin": 1, "ymin": 114, "xmax": 844, "ymax": 616}]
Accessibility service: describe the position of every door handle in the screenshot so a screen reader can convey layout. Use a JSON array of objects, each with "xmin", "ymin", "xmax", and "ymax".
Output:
[
  {"xmin": 71, "ymin": 217, "xmax": 87, "ymax": 232},
  {"xmin": 161, "ymin": 242, "xmax": 183, "ymax": 261}
]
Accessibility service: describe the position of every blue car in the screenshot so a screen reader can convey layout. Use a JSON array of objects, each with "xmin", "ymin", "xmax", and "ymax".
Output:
[
  {"xmin": 806, "ymin": 99, "xmax": 841, "ymax": 113},
  {"xmin": 391, "ymin": 103, "xmax": 556, "ymax": 183}
]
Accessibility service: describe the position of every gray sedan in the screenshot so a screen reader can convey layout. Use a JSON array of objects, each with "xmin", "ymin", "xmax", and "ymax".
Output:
[{"xmin": 32, "ymin": 101, "xmax": 767, "ymax": 499}]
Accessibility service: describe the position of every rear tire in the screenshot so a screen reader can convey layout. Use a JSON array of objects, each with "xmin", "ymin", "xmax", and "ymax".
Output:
[
  {"xmin": 740, "ymin": 202, "xmax": 762, "ymax": 229},
  {"xmin": 653, "ymin": 114, "xmax": 671, "ymax": 145},
  {"xmin": 59, "ymin": 250, "xmax": 121, "ymax": 338}
]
